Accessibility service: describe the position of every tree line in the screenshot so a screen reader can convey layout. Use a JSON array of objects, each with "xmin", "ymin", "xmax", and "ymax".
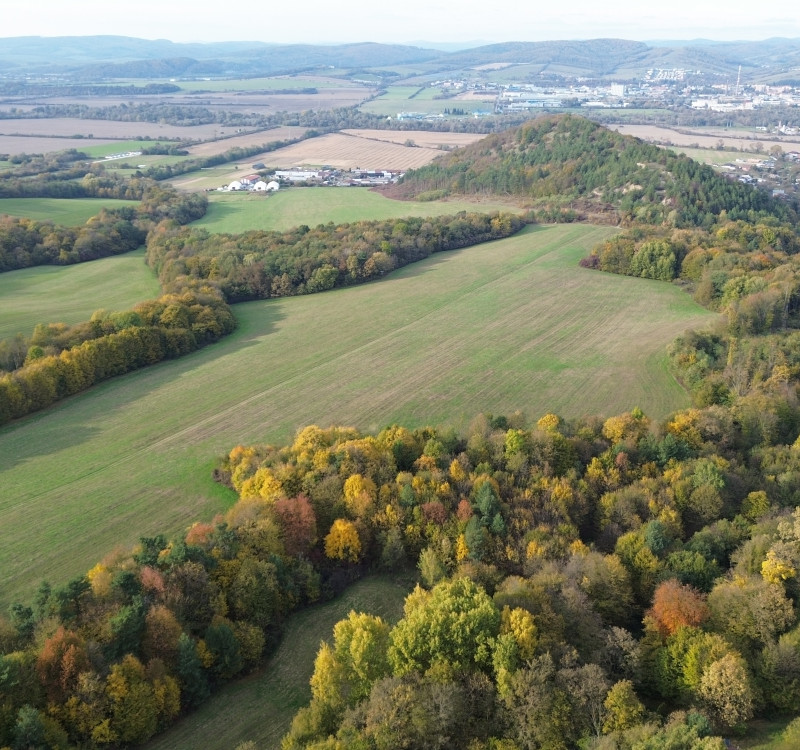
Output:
[
  {"xmin": 5, "ymin": 397, "xmax": 800, "ymax": 747},
  {"xmin": 0, "ymin": 179, "xmax": 207, "ymax": 272},
  {"xmin": 0, "ymin": 287, "xmax": 235, "ymax": 425},
  {"xmin": 145, "ymin": 211, "xmax": 525, "ymax": 303}
]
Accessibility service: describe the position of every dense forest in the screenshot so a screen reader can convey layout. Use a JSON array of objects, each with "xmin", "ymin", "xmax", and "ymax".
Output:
[{"xmin": 5, "ymin": 399, "xmax": 800, "ymax": 747}]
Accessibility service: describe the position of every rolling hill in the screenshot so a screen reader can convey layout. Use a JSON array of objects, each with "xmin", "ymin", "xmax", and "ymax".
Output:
[{"xmin": 384, "ymin": 114, "xmax": 797, "ymax": 226}]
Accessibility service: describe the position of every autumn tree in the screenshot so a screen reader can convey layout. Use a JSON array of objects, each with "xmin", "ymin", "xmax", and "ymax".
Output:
[
  {"xmin": 647, "ymin": 579, "xmax": 709, "ymax": 637},
  {"xmin": 273, "ymin": 494, "xmax": 317, "ymax": 556},
  {"xmin": 324, "ymin": 519, "xmax": 362, "ymax": 563}
]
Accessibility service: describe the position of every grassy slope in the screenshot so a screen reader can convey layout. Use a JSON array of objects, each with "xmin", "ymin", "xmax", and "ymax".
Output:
[
  {"xmin": 0, "ymin": 197, "xmax": 139, "ymax": 225},
  {"xmin": 0, "ymin": 224, "xmax": 716, "ymax": 606},
  {"xmin": 193, "ymin": 187, "xmax": 524, "ymax": 233},
  {"xmin": 145, "ymin": 573, "xmax": 413, "ymax": 750},
  {"xmin": 0, "ymin": 248, "xmax": 161, "ymax": 340}
]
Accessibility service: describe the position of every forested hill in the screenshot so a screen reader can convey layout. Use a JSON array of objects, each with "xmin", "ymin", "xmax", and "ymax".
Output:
[{"xmin": 386, "ymin": 114, "xmax": 797, "ymax": 228}]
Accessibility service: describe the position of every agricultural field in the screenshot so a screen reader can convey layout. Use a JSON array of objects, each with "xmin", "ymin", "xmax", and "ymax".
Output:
[
  {"xmin": 611, "ymin": 123, "xmax": 800, "ymax": 153},
  {"xmin": 340, "ymin": 128, "xmax": 485, "ymax": 149},
  {"xmin": 79, "ymin": 140, "xmax": 178, "ymax": 158},
  {"xmin": 0, "ymin": 248, "xmax": 160, "ymax": 340},
  {"xmin": 169, "ymin": 133, "xmax": 449, "ymax": 190},
  {"xmin": 183, "ymin": 126, "xmax": 310, "ymax": 157},
  {"xmin": 0, "ymin": 118, "xmax": 238, "ymax": 147},
  {"xmin": 146, "ymin": 574, "xmax": 413, "ymax": 750},
  {"xmin": 0, "ymin": 135, "xmax": 119, "ymax": 156},
  {"xmin": 360, "ymin": 85, "xmax": 486, "ymax": 116},
  {"xmin": 192, "ymin": 188, "xmax": 524, "ymax": 233},
  {"xmin": 174, "ymin": 75, "xmax": 363, "ymax": 92},
  {"xmin": 0, "ymin": 197, "xmax": 139, "ymax": 225},
  {"xmin": 0, "ymin": 223, "xmax": 716, "ymax": 606}
]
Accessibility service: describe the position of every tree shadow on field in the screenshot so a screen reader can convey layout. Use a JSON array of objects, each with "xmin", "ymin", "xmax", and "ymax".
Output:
[
  {"xmin": 198, "ymin": 199, "xmax": 239, "ymax": 229},
  {"xmin": 0, "ymin": 302, "xmax": 286, "ymax": 470}
]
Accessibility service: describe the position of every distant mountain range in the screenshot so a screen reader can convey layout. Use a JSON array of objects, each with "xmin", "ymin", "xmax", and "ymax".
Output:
[{"xmin": 1, "ymin": 35, "xmax": 800, "ymax": 80}]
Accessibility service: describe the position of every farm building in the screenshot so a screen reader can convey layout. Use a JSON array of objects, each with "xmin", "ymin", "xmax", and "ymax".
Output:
[{"xmin": 253, "ymin": 180, "xmax": 280, "ymax": 191}]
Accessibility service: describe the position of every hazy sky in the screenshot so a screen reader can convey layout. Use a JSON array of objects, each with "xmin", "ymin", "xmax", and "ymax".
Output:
[{"xmin": 4, "ymin": 0, "xmax": 800, "ymax": 45}]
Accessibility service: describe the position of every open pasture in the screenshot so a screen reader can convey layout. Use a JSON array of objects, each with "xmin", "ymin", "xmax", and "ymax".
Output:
[
  {"xmin": 0, "ymin": 248, "xmax": 160, "ymax": 340},
  {"xmin": 193, "ymin": 188, "xmax": 523, "ymax": 233},
  {"xmin": 0, "ymin": 223, "xmax": 716, "ymax": 606},
  {"xmin": 146, "ymin": 574, "xmax": 412, "ymax": 750},
  {"xmin": 0, "ymin": 197, "xmax": 138, "ymax": 225}
]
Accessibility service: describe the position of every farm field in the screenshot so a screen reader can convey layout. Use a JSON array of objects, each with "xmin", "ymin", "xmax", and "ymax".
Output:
[
  {"xmin": 0, "ymin": 118, "xmax": 240, "ymax": 144},
  {"xmin": 0, "ymin": 248, "xmax": 160, "ymax": 340},
  {"xmin": 169, "ymin": 133, "xmax": 447, "ymax": 190},
  {"xmin": 360, "ymin": 85, "xmax": 485, "ymax": 116},
  {"xmin": 146, "ymin": 573, "xmax": 413, "ymax": 750},
  {"xmin": 236, "ymin": 131, "xmax": 444, "ymax": 169},
  {"xmin": 340, "ymin": 128, "xmax": 486, "ymax": 149},
  {"xmin": 193, "ymin": 188, "xmax": 524, "ymax": 233},
  {"xmin": 184, "ymin": 126, "xmax": 310, "ymax": 157},
  {"xmin": 611, "ymin": 123, "xmax": 800, "ymax": 153},
  {"xmin": 0, "ymin": 135, "xmax": 119, "ymax": 156},
  {"xmin": 174, "ymin": 75, "xmax": 362, "ymax": 92},
  {"xmin": 0, "ymin": 197, "xmax": 138, "ymax": 225},
  {"xmin": 0, "ymin": 223, "xmax": 716, "ymax": 606}
]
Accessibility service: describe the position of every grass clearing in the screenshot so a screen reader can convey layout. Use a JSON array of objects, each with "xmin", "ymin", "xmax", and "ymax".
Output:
[
  {"xmin": 193, "ymin": 188, "xmax": 524, "ymax": 233},
  {"xmin": 0, "ymin": 197, "xmax": 139, "ymax": 225},
  {"xmin": 79, "ymin": 140, "xmax": 178, "ymax": 158},
  {"xmin": 0, "ymin": 224, "xmax": 716, "ymax": 606},
  {"xmin": 0, "ymin": 247, "xmax": 160, "ymax": 339},
  {"xmin": 145, "ymin": 573, "xmax": 413, "ymax": 750}
]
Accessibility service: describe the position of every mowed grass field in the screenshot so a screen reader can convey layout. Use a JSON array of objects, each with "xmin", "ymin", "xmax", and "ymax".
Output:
[
  {"xmin": 0, "ymin": 224, "xmax": 716, "ymax": 606},
  {"xmin": 146, "ymin": 574, "xmax": 413, "ymax": 750},
  {"xmin": 0, "ymin": 248, "xmax": 160, "ymax": 340},
  {"xmin": 193, "ymin": 188, "xmax": 524, "ymax": 233},
  {"xmin": 0, "ymin": 197, "xmax": 139, "ymax": 225}
]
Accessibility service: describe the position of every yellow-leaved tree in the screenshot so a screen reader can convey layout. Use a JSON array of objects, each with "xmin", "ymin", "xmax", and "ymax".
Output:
[{"xmin": 325, "ymin": 519, "xmax": 362, "ymax": 562}]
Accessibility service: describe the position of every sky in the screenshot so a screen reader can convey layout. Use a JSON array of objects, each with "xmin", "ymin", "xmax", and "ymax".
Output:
[{"xmin": 3, "ymin": 0, "xmax": 800, "ymax": 45}]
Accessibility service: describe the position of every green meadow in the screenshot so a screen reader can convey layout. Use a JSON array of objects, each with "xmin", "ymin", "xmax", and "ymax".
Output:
[
  {"xmin": 79, "ymin": 140, "xmax": 178, "ymax": 158},
  {"xmin": 0, "ymin": 248, "xmax": 160, "ymax": 340},
  {"xmin": 0, "ymin": 223, "xmax": 716, "ymax": 607},
  {"xmin": 193, "ymin": 188, "xmax": 524, "ymax": 233},
  {"xmin": 0, "ymin": 197, "xmax": 139, "ymax": 225},
  {"xmin": 360, "ymin": 85, "xmax": 481, "ymax": 116}
]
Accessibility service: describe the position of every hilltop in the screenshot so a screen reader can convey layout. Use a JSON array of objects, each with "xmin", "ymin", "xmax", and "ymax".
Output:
[{"xmin": 384, "ymin": 114, "xmax": 797, "ymax": 227}]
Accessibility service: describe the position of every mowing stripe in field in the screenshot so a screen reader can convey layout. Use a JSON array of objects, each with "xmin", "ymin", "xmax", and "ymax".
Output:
[{"xmin": 0, "ymin": 224, "xmax": 716, "ymax": 606}]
